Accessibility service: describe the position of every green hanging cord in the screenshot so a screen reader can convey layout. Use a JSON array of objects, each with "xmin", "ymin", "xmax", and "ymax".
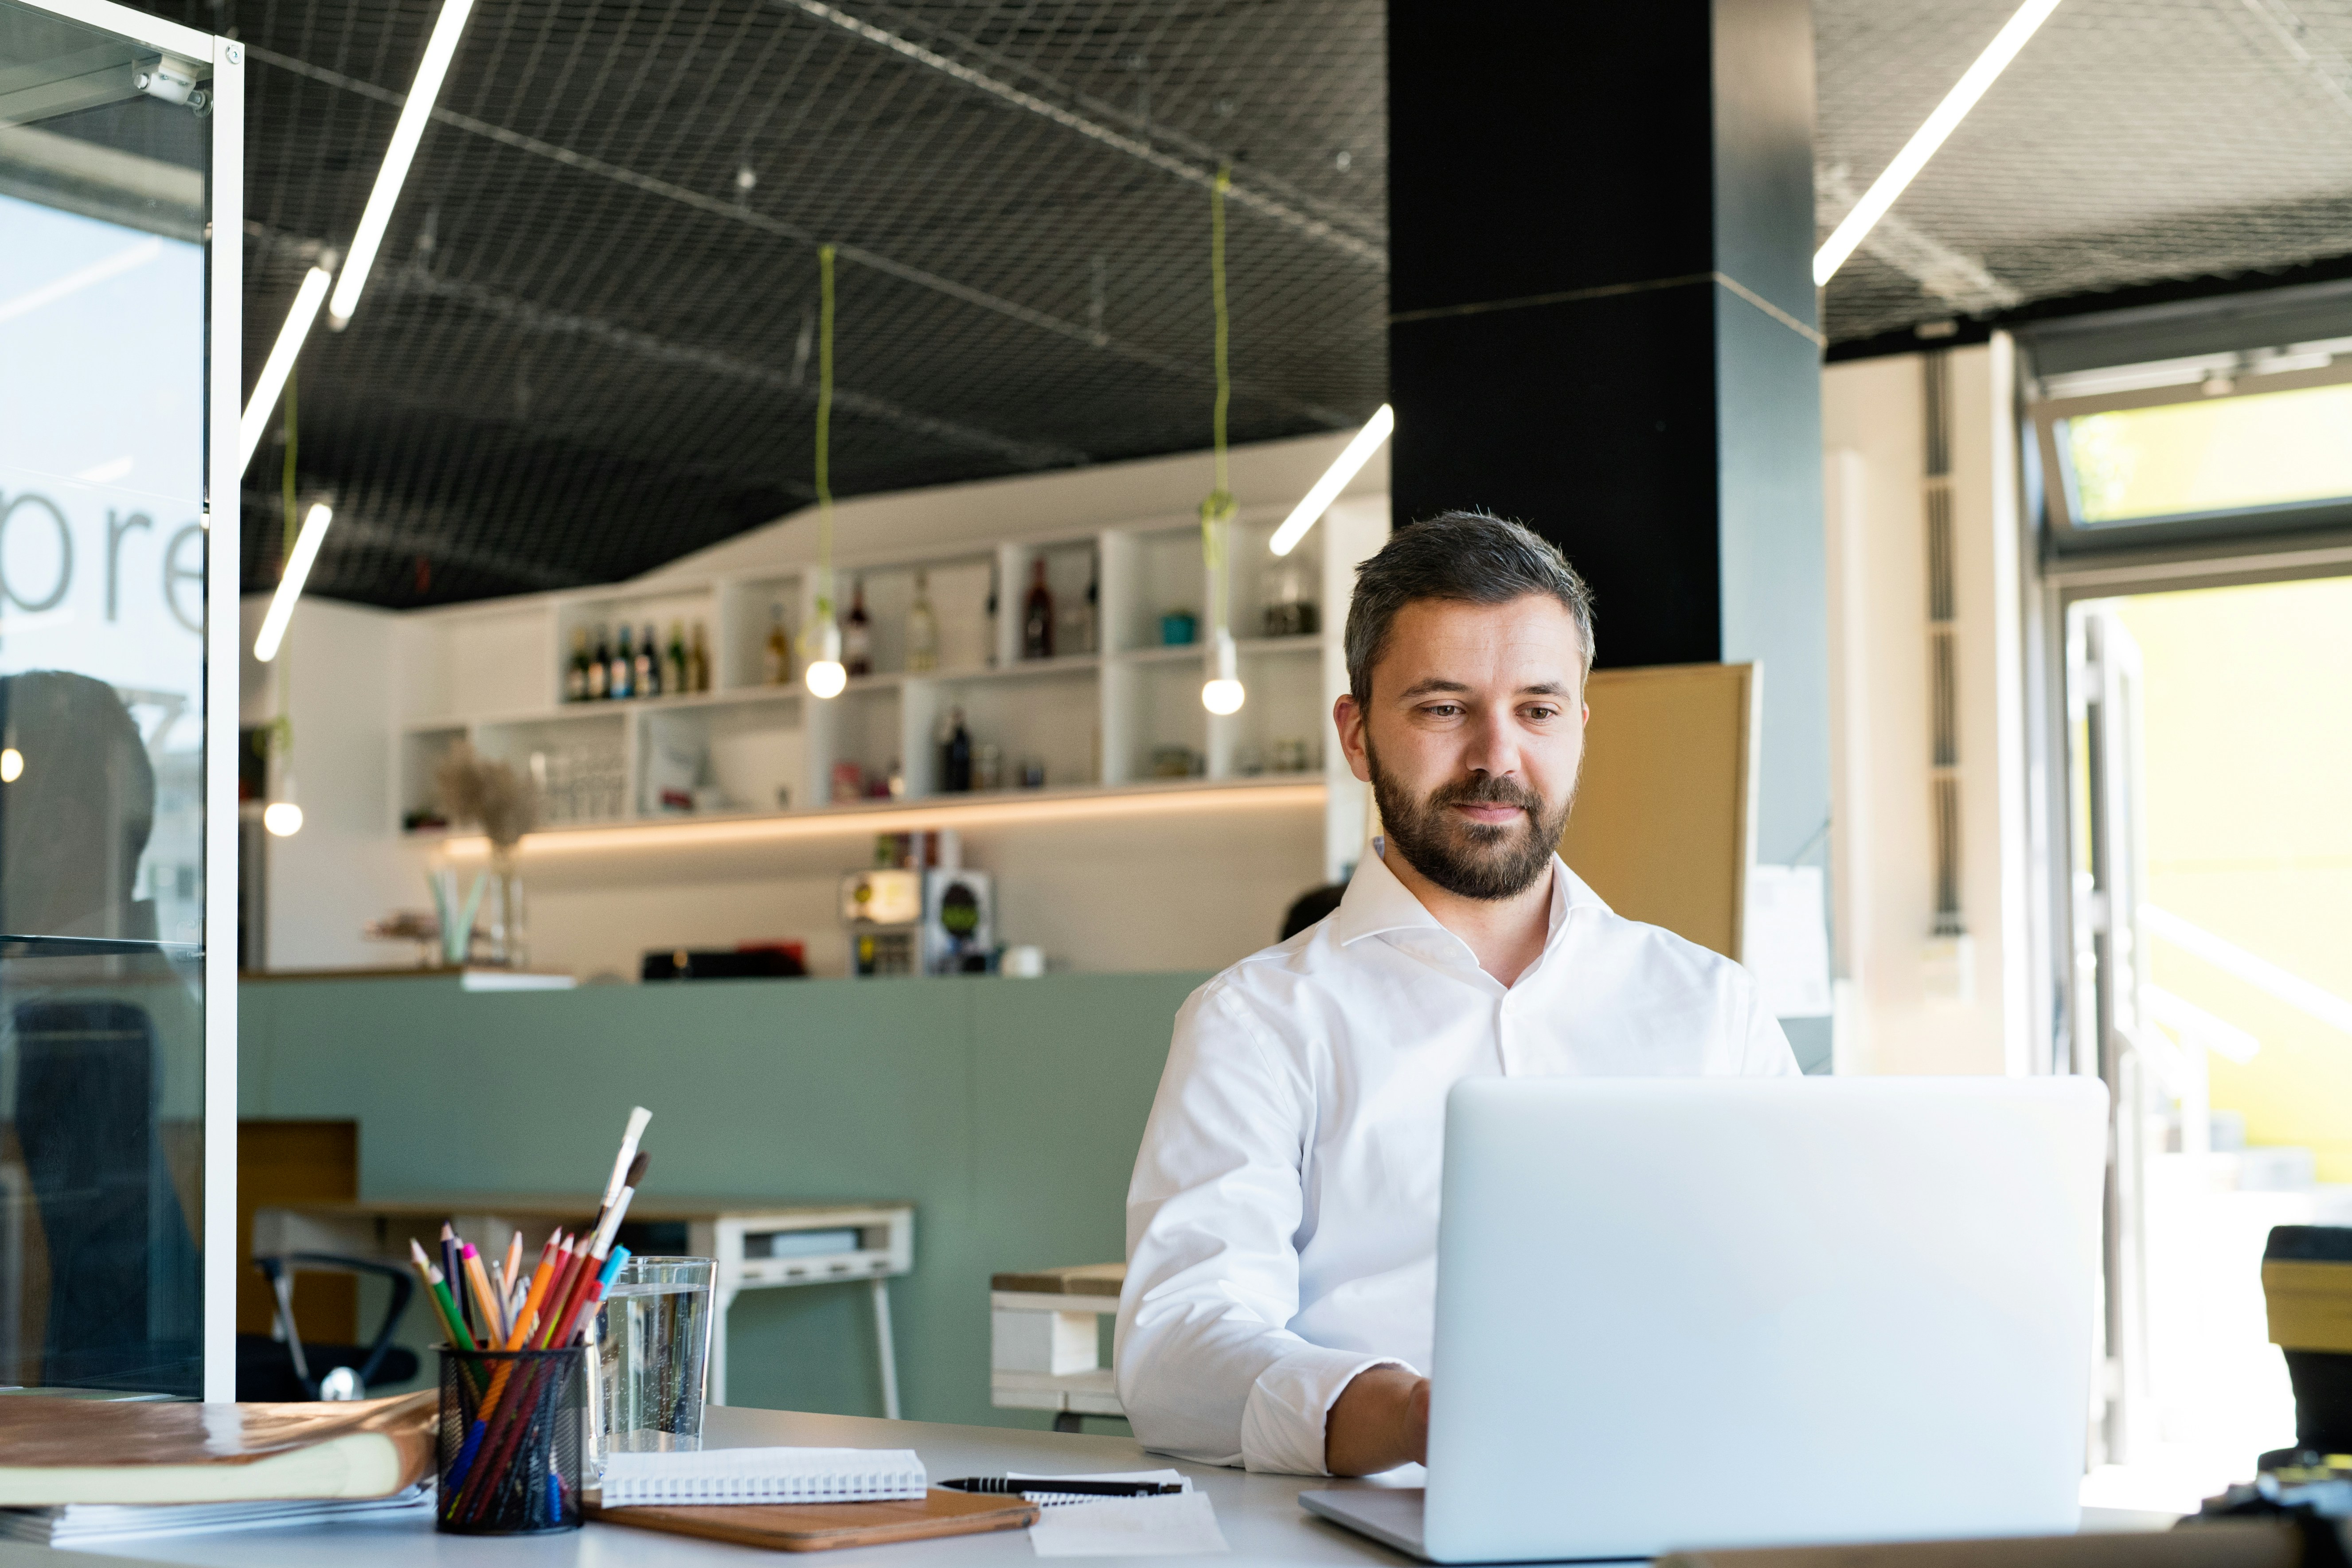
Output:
[
  {"xmin": 1200, "ymin": 164, "xmax": 1235, "ymax": 629},
  {"xmin": 813, "ymin": 244, "xmax": 837, "ymax": 627}
]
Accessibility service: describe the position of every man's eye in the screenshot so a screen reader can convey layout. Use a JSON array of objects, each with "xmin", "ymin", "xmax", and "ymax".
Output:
[
  {"xmin": 1523, "ymin": 706, "xmax": 1559, "ymax": 722},
  {"xmin": 1422, "ymin": 704, "xmax": 1462, "ymax": 718}
]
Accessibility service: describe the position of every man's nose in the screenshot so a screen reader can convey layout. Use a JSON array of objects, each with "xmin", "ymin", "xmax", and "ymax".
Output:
[{"xmin": 1461, "ymin": 706, "xmax": 1518, "ymax": 778}]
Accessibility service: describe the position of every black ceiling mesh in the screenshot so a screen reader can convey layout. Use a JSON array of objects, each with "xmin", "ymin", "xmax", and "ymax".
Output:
[
  {"xmin": 1816, "ymin": 0, "xmax": 2352, "ymax": 345},
  {"xmin": 98, "ymin": 0, "xmax": 2352, "ymax": 605}
]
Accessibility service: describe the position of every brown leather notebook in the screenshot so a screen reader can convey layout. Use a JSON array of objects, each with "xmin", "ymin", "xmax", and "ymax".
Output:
[
  {"xmin": 0, "ymin": 1392, "xmax": 437, "ymax": 1505},
  {"xmin": 588, "ymin": 1488, "xmax": 1040, "ymax": 1552}
]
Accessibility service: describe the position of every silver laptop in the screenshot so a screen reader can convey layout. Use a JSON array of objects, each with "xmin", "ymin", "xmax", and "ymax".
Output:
[{"xmin": 1300, "ymin": 1076, "xmax": 2108, "ymax": 1562}]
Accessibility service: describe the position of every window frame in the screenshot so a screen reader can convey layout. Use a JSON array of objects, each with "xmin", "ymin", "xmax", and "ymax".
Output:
[{"xmin": 2032, "ymin": 358, "xmax": 2352, "ymax": 555}]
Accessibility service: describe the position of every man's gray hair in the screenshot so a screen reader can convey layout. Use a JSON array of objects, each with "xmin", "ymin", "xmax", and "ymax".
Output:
[{"xmin": 1344, "ymin": 510, "xmax": 1597, "ymax": 703}]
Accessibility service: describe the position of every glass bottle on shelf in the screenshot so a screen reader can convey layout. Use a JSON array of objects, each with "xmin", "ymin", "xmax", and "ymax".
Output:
[
  {"xmin": 590, "ymin": 624, "xmax": 611, "ymax": 700},
  {"xmin": 668, "ymin": 621, "xmax": 689, "ymax": 694},
  {"xmin": 1023, "ymin": 558, "xmax": 1054, "ymax": 660},
  {"xmin": 566, "ymin": 628, "xmax": 591, "ymax": 702},
  {"xmin": 637, "ymin": 621, "xmax": 662, "ymax": 698},
  {"xmin": 844, "ymin": 578, "xmax": 873, "ymax": 676},
  {"xmin": 611, "ymin": 624, "xmax": 635, "ymax": 700},
  {"xmin": 906, "ymin": 571, "xmax": 939, "ymax": 672},
  {"xmin": 1060, "ymin": 551, "xmax": 1097, "ymax": 655},
  {"xmin": 985, "ymin": 562, "xmax": 1000, "ymax": 668},
  {"xmin": 763, "ymin": 604, "xmax": 791, "ymax": 685},
  {"xmin": 688, "ymin": 621, "xmax": 712, "ymax": 692},
  {"xmin": 940, "ymin": 706, "xmax": 973, "ymax": 792},
  {"xmin": 1261, "ymin": 561, "xmax": 1321, "ymax": 638}
]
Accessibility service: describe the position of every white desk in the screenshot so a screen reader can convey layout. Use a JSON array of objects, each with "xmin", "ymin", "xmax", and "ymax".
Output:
[{"xmin": 14, "ymin": 1407, "xmax": 2178, "ymax": 1568}]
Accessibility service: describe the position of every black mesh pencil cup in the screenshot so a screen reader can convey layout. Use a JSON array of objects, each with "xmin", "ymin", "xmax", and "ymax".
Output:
[{"xmin": 436, "ymin": 1345, "xmax": 586, "ymax": 1534}]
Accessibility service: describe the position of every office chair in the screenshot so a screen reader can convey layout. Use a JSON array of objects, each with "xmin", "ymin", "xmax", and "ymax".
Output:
[
  {"xmin": 238, "ymin": 1252, "xmax": 419, "ymax": 1401},
  {"xmin": 12, "ymin": 1000, "xmax": 200, "ymax": 1391}
]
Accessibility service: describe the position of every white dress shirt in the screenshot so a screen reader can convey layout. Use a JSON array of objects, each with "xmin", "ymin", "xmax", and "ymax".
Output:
[{"xmin": 1115, "ymin": 843, "xmax": 1798, "ymax": 1474}]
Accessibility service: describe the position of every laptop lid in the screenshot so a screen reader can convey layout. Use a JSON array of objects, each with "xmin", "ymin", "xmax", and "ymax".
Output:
[{"xmin": 1423, "ymin": 1077, "xmax": 2108, "ymax": 1564}]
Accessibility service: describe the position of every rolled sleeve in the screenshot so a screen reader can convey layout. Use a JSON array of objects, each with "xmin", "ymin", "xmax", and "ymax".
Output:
[{"xmin": 1240, "ymin": 1346, "xmax": 1417, "ymax": 1476}]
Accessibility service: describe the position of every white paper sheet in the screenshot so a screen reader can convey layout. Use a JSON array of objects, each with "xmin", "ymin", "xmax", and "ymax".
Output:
[
  {"xmin": 1744, "ymin": 863, "xmax": 1832, "ymax": 1018},
  {"xmin": 1009, "ymin": 1470, "xmax": 1225, "ymax": 1556},
  {"xmin": 1029, "ymin": 1492, "xmax": 1228, "ymax": 1557}
]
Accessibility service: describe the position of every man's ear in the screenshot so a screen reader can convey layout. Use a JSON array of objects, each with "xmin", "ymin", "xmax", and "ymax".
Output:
[{"xmin": 1334, "ymin": 693, "xmax": 1372, "ymax": 784}]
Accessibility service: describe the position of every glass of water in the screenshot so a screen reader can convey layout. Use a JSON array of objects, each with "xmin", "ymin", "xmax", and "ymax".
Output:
[{"xmin": 587, "ymin": 1256, "xmax": 715, "ymax": 1479}]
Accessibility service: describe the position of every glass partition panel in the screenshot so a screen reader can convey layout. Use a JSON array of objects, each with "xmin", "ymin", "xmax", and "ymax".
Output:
[{"xmin": 0, "ymin": 0, "xmax": 215, "ymax": 1395}]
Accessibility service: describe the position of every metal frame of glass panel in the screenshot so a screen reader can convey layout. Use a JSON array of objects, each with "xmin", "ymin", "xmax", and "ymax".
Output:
[{"xmin": 4, "ymin": 0, "xmax": 240, "ymax": 1400}]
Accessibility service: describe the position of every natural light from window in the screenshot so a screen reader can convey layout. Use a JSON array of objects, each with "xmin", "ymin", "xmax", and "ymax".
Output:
[{"xmin": 2065, "ymin": 379, "xmax": 2352, "ymax": 525}]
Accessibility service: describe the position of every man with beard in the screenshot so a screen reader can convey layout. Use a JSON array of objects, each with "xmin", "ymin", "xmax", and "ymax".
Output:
[{"xmin": 1115, "ymin": 511, "xmax": 1797, "ymax": 1477}]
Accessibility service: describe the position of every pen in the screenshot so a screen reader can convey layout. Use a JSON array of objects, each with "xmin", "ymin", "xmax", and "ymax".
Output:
[{"xmin": 940, "ymin": 1478, "xmax": 1185, "ymax": 1498}]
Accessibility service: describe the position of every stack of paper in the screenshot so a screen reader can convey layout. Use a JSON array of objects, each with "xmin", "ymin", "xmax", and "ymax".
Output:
[
  {"xmin": 1011, "ymin": 1470, "xmax": 1228, "ymax": 1557},
  {"xmin": 0, "ymin": 1482, "xmax": 433, "ymax": 1545}
]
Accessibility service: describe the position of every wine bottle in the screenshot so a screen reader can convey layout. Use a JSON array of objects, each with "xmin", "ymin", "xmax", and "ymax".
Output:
[
  {"xmin": 667, "ymin": 620, "xmax": 689, "ymax": 694},
  {"xmin": 906, "ymin": 571, "xmax": 939, "ymax": 672},
  {"xmin": 1023, "ymin": 558, "xmax": 1054, "ymax": 660},
  {"xmin": 941, "ymin": 706, "xmax": 973, "ymax": 792},
  {"xmin": 612, "ymin": 624, "xmax": 635, "ymax": 700},
  {"xmin": 637, "ymin": 621, "xmax": 661, "ymax": 698},
  {"xmin": 589, "ymin": 625, "xmax": 610, "ymax": 700},
  {"xmin": 763, "ymin": 605, "xmax": 791, "ymax": 685},
  {"xmin": 985, "ymin": 562, "xmax": 1000, "ymax": 668},
  {"xmin": 688, "ymin": 621, "xmax": 712, "ymax": 692},
  {"xmin": 566, "ymin": 628, "xmax": 590, "ymax": 702},
  {"xmin": 844, "ymin": 578, "xmax": 873, "ymax": 676}
]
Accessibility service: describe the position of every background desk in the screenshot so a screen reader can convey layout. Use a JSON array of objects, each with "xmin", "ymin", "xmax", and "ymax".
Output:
[
  {"xmin": 252, "ymin": 1197, "xmax": 914, "ymax": 1411},
  {"xmin": 238, "ymin": 970, "xmax": 1203, "ymax": 1427},
  {"xmin": 29, "ymin": 1407, "xmax": 2176, "ymax": 1568}
]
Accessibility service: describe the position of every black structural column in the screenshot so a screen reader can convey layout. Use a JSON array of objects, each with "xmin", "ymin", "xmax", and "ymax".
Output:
[{"xmin": 1388, "ymin": 0, "xmax": 1830, "ymax": 909}]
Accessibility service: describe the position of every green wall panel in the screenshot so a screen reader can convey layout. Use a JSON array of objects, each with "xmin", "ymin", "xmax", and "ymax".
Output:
[{"xmin": 238, "ymin": 971, "xmax": 1205, "ymax": 1428}]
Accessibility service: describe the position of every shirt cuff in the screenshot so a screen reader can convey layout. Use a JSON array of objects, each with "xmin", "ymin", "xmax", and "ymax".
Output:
[{"xmin": 1238, "ymin": 1346, "xmax": 1418, "ymax": 1475}]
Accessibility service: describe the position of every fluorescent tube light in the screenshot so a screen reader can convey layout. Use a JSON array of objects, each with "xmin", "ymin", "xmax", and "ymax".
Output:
[
  {"xmin": 237, "ymin": 265, "xmax": 333, "ymax": 474},
  {"xmin": 1812, "ymin": 0, "xmax": 2063, "ymax": 288},
  {"xmin": 327, "ymin": 0, "xmax": 477, "ymax": 328},
  {"xmin": 254, "ymin": 503, "xmax": 334, "ymax": 663},
  {"xmin": 1270, "ymin": 404, "xmax": 1393, "ymax": 557}
]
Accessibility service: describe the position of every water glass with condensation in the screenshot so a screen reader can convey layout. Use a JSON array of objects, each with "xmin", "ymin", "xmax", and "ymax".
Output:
[{"xmin": 587, "ymin": 1255, "xmax": 715, "ymax": 1481}]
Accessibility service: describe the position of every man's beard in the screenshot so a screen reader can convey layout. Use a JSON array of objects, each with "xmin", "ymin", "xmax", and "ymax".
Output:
[{"xmin": 1368, "ymin": 744, "xmax": 1574, "ymax": 902}]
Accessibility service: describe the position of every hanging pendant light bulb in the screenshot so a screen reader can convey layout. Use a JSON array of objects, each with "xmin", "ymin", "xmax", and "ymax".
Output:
[
  {"xmin": 264, "ymin": 772, "xmax": 305, "ymax": 837},
  {"xmin": 1202, "ymin": 627, "xmax": 1245, "ymax": 716},
  {"xmin": 804, "ymin": 612, "xmax": 846, "ymax": 699},
  {"xmin": 801, "ymin": 243, "xmax": 846, "ymax": 701},
  {"xmin": 1197, "ymin": 165, "xmax": 1246, "ymax": 718}
]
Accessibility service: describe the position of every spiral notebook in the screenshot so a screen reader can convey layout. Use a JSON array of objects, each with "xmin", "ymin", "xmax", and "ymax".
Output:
[{"xmin": 598, "ymin": 1447, "xmax": 927, "ymax": 1508}]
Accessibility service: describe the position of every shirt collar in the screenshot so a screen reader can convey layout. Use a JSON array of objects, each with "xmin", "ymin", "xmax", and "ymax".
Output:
[{"xmin": 1333, "ymin": 839, "xmax": 1610, "ymax": 952}]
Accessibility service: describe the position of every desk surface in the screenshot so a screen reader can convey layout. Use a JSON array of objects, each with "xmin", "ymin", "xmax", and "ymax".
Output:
[
  {"xmin": 18, "ymin": 1408, "xmax": 2176, "ymax": 1568},
  {"xmin": 261, "ymin": 1197, "xmax": 913, "ymax": 1224}
]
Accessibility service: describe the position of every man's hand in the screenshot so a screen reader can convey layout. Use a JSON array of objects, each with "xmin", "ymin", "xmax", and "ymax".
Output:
[{"xmin": 1324, "ymin": 1366, "xmax": 1430, "ymax": 1476}]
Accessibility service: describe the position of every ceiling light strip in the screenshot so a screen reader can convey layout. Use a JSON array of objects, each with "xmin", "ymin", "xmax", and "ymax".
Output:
[
  {"xmin": 1812, "ymin": 0, "xmax": 2064, "ymax": 289},
  {"xmin": 253, "ymin": 503, "xmax": 333, "ymax": 662},
  {"xmin": 327, "ymin": 0, "xmax": 477, "ymax": 327},
  {"xmin": 1270, "ymin": 404, "xmax": 1391, "ymax": 556},
  {"xmin": 236, "ymin": 265, "xmax": 332, "ymax": 474}
]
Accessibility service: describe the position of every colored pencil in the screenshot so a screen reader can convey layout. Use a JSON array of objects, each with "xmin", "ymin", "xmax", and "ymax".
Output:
[
  {"xmin": 440, "ymin": 1224, "xmax": 468, "ymax": 1337},
  {"xmin": 513, "ymin": 1231, "xmax": 563, "ymax": 1347},
  {"xmin": 461, "ymin": 1243, "xmax": 508, "ymax": 1346},
  {"xmin": 501, "ymin": 1231, "xmax": 524, "ymax": 1299}
]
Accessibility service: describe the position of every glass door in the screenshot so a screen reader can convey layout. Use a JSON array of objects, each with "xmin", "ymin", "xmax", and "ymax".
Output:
[{"xmin": 0, "ymin": 0, "xmax": 240, "ymax": 1396}]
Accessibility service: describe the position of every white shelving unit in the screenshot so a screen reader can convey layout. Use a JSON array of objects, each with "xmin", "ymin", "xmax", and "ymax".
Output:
[{"xmin": 394, "ymin": 502, "xmax": 1385, "ymax": 869}]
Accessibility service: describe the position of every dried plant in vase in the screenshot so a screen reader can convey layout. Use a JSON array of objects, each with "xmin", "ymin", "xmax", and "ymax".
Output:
[{"xmin": 435, "ymin": 741, "xmax": 540, "ymax": 967}]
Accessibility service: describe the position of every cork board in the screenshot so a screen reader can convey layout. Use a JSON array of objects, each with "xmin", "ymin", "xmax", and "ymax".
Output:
[{"xmin": 1559, "ymin": 663, "xmax": 1757, "ymax": 961}]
